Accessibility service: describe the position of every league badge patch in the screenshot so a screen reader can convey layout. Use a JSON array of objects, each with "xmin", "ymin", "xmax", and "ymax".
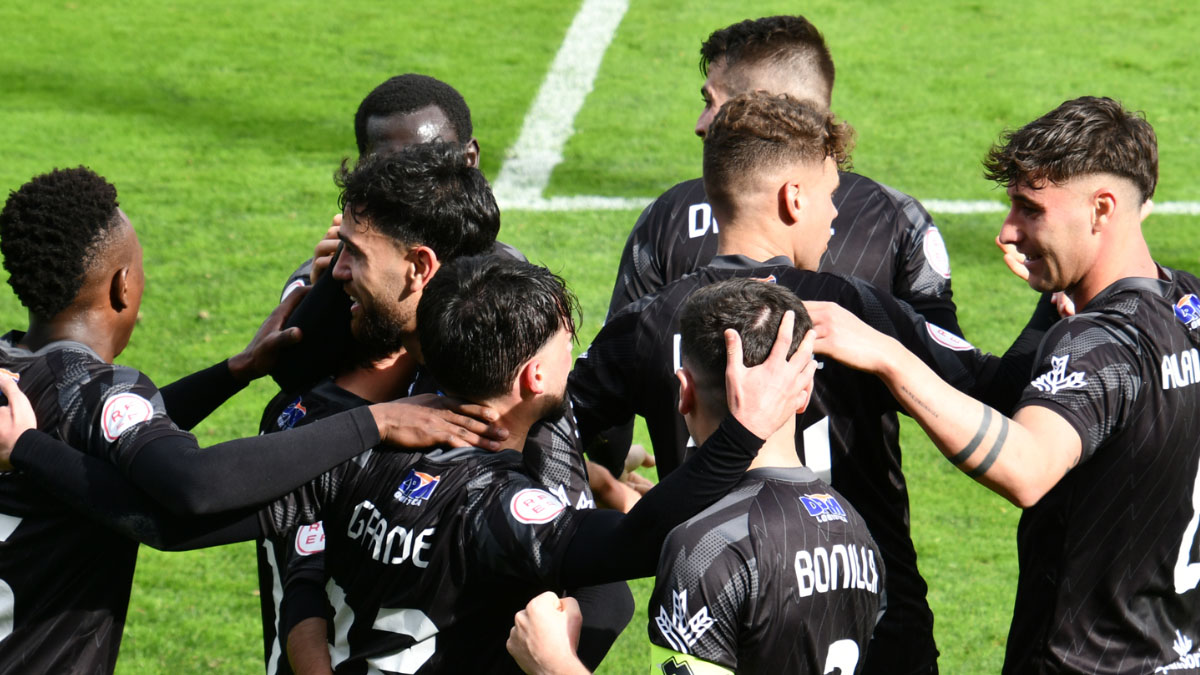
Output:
[
  {"xmin": 926, "ymin": 323, "xmax": 975, "ymax": 351},
  {"xmin": 101, "ymin": 392, "xmax": 154, "ymax": 442},
  {"xmin": 1175, "ymin": 294, "xmax": 1200, "ymax": 330},
  {"xmin": 748, "ymin": 274, "xmax": 777, "ymax": 284},
  {"xmin": 800, "ymin": 493, "xmax": 848, "ymax": 523},
  {"xmin": 294, "ymin": 521, "xmax": 326, "ymax": 556},
  {"xmin": 923, "ymin": 226, "xmax": 952, "ymax": 279},
  {"xmin": 275, "ymin": 396, "xmax": 307, "ymax": 430},
  {"xmin": 510, "ymin": 488, "xmax": 565, "ymax": 524},
  {"xmin": 394, "ymin": 470, "xmax": 441, "ymax": 506}
]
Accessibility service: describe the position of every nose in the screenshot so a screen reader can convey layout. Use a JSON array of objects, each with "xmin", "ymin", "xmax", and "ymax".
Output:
[
  {"xmin": 694, "ymin": 110, "xmax": 712, "ymax": 138},
  {"xmin": 997, "ymin": 208, "xmax": 1021, "ymax": 246},
  {"xmin": 332, "ymin": 249, "xmax": 351, "ymax": 281}
]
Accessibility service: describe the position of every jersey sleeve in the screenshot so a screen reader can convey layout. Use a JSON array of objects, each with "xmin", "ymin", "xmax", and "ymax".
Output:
[
  {"xmin": 469, "ymin": 473, "xmax": 582, "ymax": 587},
  {"xmin": 888, "ymin": 194, "xmax": 961, "ymax": 335},
  {"xmin": 1013, "ymin": 315, "xmax": 1140, "ymax": 463},
  {"xmin": 258, "ymin": 452, "xmax": 363, "ymax": 538},
  {"xmin": 279, "ymin": 523, "xmax": 331, "ymax": 639},
  {"xmin": 607, "ymin": 200, "xmax": 668, "ymax": 320},
  {"xmin": 569, "ymin": 309, "xmax": 645, "ymax": 457},
  {"xmin": 281, "ymin": 258, "xmax": 314, "ymax": 302},
  {"xmin": 647, "ymin": 525, "xmax": 748, "ymax": 672}
]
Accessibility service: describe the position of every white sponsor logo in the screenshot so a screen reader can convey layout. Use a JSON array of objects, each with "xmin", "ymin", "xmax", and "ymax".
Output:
[
  {"xmin": 1154, "ymin": 630, "xmax": 1200, "ymax": 673},
  {"xmin": 794, "ymin": 544, "xmax": 880, "ymax": 597},
  {"xmin": 101, "ymin": 392, "xmax": 154, "ymax": 442},
  {"xmin": 294, "ymin": 521, "xmax": 326, "ymax": 556},
  {"xmin": 346, "ymin": 500, "xmax": 434, "ymax": 568},
  {"xmin": 687, "ymin": 203, "xmax": 718, "ymax": 239},
  {"xmin": 1163, "ymin": 348, "xmax": 1200, "ymax": 390},
  {"xmin": 925, "ymin": 323, "xmax": 975, "ymax": 351},
  {"xmin": 510, "ymin": 489, "xmax": 565, "ymax": 524},
  {"xmin": 654, "ymin": 589, "xmax": 714, "ymax": 654},
  {"xmin": 1031, "ymin": 355, "xmax": 1087, "ymax": 395},
  {"xmin": 923, "ymin": 226, "xmax": 952, "ymax": 279}
]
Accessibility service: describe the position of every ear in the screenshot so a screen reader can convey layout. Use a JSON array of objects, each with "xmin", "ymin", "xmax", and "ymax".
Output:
[
  {"xmin": 110, "ymin": 267, "xmax": 131, "ymax": 312},
  {"xmin": 464, "ymin": 138, "xmax": 481, "ymax": 169},
  {"xmin": 1091, "ymin": 187, "xmax": 1117, "ymax": 232},
  {"xmin": 519, "ymin": 357, "xmax": 547, "ymax": 397},
  {"xmin": 407, "ymin": 246, "xmax": 442, "ymax": 291},
  {"xmin": 676, "ymin": 368, "xmax": 697, "ymax": 416},
  {"xmin": 779, "ymin": 179, "xmax": 804, "ymax": 225}
]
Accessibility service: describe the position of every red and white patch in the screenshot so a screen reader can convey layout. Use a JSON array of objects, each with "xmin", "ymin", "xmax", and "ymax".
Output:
[
  {"xmin": 510, "ymin": 489, "xmax": 565, "ymax": 525},
  {"xmin": 294, "ymin": 521, "xmax": 326, "ymax": 556},
  {"xmin": 280, "ymin": 278, "xmax": 307, "ymax": 303},
  {"xmin": 101, "ymin": 392, "xmax": 154, "ymax": 442},
  {"xmin": 923, "ymin": 227, "xmax": 952, "ymax": 279},
  {"xmin": 925, "ymin": 323, "xmax": 975, "ymax": 352}
]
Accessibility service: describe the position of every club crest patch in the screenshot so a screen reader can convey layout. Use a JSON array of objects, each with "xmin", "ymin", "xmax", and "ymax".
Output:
[
  {"xmin": 800, "ymin": 493, "xmax": 848, "ymax": 523},
  {"xmin": 1031, "ymin": 355, "xmax": 1087, "ymax": 395},
  {"xmin": 394, "ymin": 470, "xmax": 441, "ymax": 506},
  {"xmin": 926, "ymin": 323, "xmax": 975, "ymax": 351},
  {"xmin": 1175, "ymin": 294, "xmax": 1200, "ymax": 330},
  {"xmin": 101, "ymin": 392, "xmax": 154, "ymax": 442},
  {"xmin": 275, "ymin": 396, "xmax": 307, "ymax": 430},
  {"xmin": 510, "ymin": 488, "xmax": 565, "ymax": 524},
  {"xmin": 294, "ymin": 521, "xmax": 326, "ymax": 555},
  {"xmin": 923, "ymin": 226, "xmax": 952, "ymax": 279}
]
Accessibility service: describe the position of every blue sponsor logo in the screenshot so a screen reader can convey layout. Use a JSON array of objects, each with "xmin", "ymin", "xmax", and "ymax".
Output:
[
  {"xmin": 800, "ymin": 493, "xmax": 848, "ymax": 523},
  {"xmin": 1175, "ymin": 294, "xmax": 1200, "ymax": 330},
  {"xmin": 275, "ymin": 397, "xmax": 307, "ymax": 430},
  {"xmin": 394, "ymin": 470, "xmax": 441, "ymax": 506}
]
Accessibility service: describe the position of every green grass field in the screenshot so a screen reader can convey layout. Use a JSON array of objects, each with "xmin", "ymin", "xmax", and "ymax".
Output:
[{"xmin": 1, "ymin": 1, "xmax": 1199, "ymax": 672}]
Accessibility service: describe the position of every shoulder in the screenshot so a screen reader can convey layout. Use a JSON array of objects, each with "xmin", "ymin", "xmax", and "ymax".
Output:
[
  {"xmin": 837, "ymin": 171, "xmax": 934, "ymax": 229},
  {"xmin": 635, "ymin": 179, "xmax": 709, "ymax": 230}
]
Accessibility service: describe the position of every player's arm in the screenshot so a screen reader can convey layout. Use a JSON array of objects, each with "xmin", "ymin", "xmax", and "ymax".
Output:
[
  {"xmin": 891, "ymin": 195, "xmax": 963, "ymax": 335},
  {"xmin": 507, "ymin": 592, "xmax": 591, "ymax": 675},
  {"xmin": 282, "ymin": 549, "xmax": 333, "ymax": 675},
  {"xmin": 606, "ymin": 200, "xmax": 664, "ymax": 320},
  {"xmin": 288, "ymin": 617, "xmax": 333, "ymax": 675},
  {"xmin": 809, "ymin": 301, "xmax": 1080, "ymax": 506},
  {"xmin": 568, "ymin": 310, "xmax": 644, "ymax": 477}
]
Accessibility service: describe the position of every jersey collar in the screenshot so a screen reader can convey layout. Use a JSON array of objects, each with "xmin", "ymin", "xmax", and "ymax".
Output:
[{"xmin": 707, "ymin": 254, "xmax": 793, "ymax": 270}]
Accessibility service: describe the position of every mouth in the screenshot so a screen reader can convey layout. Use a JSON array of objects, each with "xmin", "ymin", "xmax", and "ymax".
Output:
[{"xmin": 344, "ymin": 288, "xmax": 362, "ymax": 314}]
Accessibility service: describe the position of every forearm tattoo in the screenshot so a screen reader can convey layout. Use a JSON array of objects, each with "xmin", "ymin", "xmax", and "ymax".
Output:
[{"xmin": 948, "ymin": 406, "xmax": 1009, "ymax": 478}]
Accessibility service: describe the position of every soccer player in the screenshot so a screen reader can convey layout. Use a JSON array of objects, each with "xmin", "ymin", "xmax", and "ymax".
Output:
[
  {"xmin": 0, "ymin": 255, "xmax": 818, "ymax": 673},
  {"xmin": 0, "ymin": 166, "xmax": 502, "ymax": 674},
  {"xmin": 809, "ymin": 96, "xmax": 1200, "ymax": 673},
  {"xmin": 570, "ymin": 92, "xmax": 1049, "ymax": 674},
  {"xmin": 609, "ymin": 15, "xmax": 957, "ymax": 333}
]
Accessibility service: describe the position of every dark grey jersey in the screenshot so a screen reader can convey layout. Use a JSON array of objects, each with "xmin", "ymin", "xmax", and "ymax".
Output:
[
  {"xmin": 1005, "ymin": 268, "xmax": 1200, "ymax": 674},
  {"xmin": 649, "ymin": 467, "xmax": 883, "ymax": 674}
]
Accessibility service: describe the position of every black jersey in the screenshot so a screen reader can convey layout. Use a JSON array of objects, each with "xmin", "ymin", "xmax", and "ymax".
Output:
[
  {"xmin": 571, "ymin": 255, "xmax": 1005, "ymax": 673},
  {"xmin": 648, "ymin": 467, "xmax": 883, "ymax": 674},
  {"xmin": 256, "ymin": 380, "xmax": 370, "ymax": 675},
  {"xmin": 608, "ymin": 175, "xmax": 958, "ymax": 334},
  {"xmin": 257, "ymin": 444, "xmax": 584, "ymax": 674},
  {"xmin": 0, "ymin": 332, "xmax": 193, "ymax": 674},
  {"xmin": 1003, "ymin": 268, "xmax": 1200, "ymax": 674}
]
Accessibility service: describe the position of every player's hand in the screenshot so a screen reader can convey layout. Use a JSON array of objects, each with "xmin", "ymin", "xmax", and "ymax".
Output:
[
  {"xmin": 806, "ymin": 301, "xmax": 899, "ymax": 375},
  {"xmin": 996, "ymin": 236, "xmax": 1030, "ymax": 281},
  {"xmin": 0, "ymin": 375, "xmax": 36, "ymax": 471},
  {"xmin": 227, "ymin": 285, "xmax": 308, "ymax": 383},
  {"xmin": 372, "ymin": 394, "xmax": 509, "ymax": 451},
  {"xmin": 620, "ymin": 470, "xmax": 654, "ymax": 496},
  {"xmin": 309, "ymin": 214, "xmax": 342, "ymax": 284},
  {"xmin": 507, "ymin": 592, "xmax": 589, "ymax": 675},
  {"xmin": 623, "ymin": 443, "xmax": 655, "ymax": 475},
  {"xmin": 724, "ymin": 310, "xmax": 817, "ymax": 439}
]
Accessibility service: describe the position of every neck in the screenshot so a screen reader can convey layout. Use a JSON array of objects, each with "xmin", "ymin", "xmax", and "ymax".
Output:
[
  {"xmin": 334, "ymin": 351, "xmax": 418, "ymax": 403},
  {"xmin": 747, "ymin": 417, "xmax": 802, "ymax": 471},
  {"xmin": 474, "ymin": 395, "xmax": 538, "ymax": 453},
  {"xmin": 1070, "ymin": 224, "xmax": 1158, "ymax": 309},
  {"xmin": 22, "ymin": 312, "xmax": 117, "ymax": 363},
  {"xmin": 714, "ymin": 217, "xmax": 796, "ymax": 267}
]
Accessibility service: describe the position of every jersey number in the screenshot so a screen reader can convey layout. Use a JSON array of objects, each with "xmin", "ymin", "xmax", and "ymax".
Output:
[
  {"xmin": 328, "ymin": 581, "xmax": 439, "ymax": 673},
  {"xmin": 1174, "ymin": 459, "xmax": 1200, "ymax": 594},
  {"xmin": 823, "ymin": 639, "xmax": 860, "ymax": 674},
  {"xmin": 0, "ymin": 513, "xmax": 22, "ymax": 642}
]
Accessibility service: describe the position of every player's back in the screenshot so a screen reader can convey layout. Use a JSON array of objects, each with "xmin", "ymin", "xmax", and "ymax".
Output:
[
  {"xmin": 649, "ymin": 467, "xmax": 883, "ymax": 674},
  {"xmin": 268, "ymin": 444, "xmax": 579, "ymax": 674},
  {"xmin": 0, "ymin": 334, "xmax": 159, "ymax": 674}
]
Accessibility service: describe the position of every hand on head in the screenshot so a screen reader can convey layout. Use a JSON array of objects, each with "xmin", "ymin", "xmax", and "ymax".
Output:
[{"xmin": 724, "ymin": 310, "xmax": 817, "ymax": 438}]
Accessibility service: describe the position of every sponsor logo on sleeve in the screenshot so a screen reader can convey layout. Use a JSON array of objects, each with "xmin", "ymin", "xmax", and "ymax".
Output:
[
  {"xmin": 1030, "ymin": 354, "xmax": 1087, "ymax": 395},
  {"xmin": 926, "ymin": 323, "xmax": 975, "ymax": 351},
  {"xmin": 294, "ymin": 521, "xmax": 326, "ymax": 555},
  {"xmin": 394, "ymin": 470, "xmax": 441, "ymax": 506},
  {"xmin": 800, "ymin": 493, "xmax": 848, "ymax": 523},
  {"xmin": 655, "ymin": 589, "xmax": 714, "ymax": 654},
  {"xmin": 1153, "ymin": 630, "xmax": 1200, "ymax": 673},
  {"xmin": 101, "ymin": 392, "xmax": 154, "ymax": 442},
  {"xmin": 275, "ymin": 396, "xmax": 307, "ymax": 430},
  {"xmin": 923, "ymin": 226, "xmax": 952, "ymax": 279},
  {"xmin": 510, "ymin": 488, "xmax": 565, "ymax": 524},
  {"xmin": 1175, "ymin": 294, "xmax": 1200, "ymax": 331}
]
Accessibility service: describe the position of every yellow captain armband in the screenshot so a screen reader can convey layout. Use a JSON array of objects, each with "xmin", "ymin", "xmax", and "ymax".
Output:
[{"xmin": 649, "ymin": 643, "xmax": 734, "ymax": 674}]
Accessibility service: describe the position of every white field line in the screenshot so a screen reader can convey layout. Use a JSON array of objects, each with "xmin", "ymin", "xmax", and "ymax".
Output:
[{"xmin": 492, "ymin": 2, "xmax": 1200, "ymax": 217}]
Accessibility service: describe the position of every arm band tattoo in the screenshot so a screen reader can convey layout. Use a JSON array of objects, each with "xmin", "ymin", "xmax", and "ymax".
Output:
[
  {"xmin": 949, "ymin": 406, "xmax": 992, "ymax": 466},
  {"xmin": 966, "ymin": 414, "xmax": 1009, "ymax": 478}
]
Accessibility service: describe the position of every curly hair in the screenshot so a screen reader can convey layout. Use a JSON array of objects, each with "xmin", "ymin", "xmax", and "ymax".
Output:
[
  {"xmin": 354, "ymin": 74, "xmax": 473, "ymax": 156},
  {"xmin": 335, "ymin": 140, "xmax": 498, "ymax": 262},
  {"xmin": 983, "ymin": 96, "xmax": 1158, "ymax": 202},
  {"xmin": 703, "ymin": 92, "xmax": 853, "ymax": 206},
  {"xmin": 0, "ymin": 167, "xmax": 121, "ymax": 319},
  {"xmin": 700, "ymin": 16, "xmax": 835, "ymax": 104}
]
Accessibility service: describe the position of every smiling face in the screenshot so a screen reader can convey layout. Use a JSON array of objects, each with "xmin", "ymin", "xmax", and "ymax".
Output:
[
  {"xmin": 331, "ymin": 208, "xmax": 416, "ymax": 362},
  {"xmin": 998, "ymin": 180, "xmax": 1099, "ymax": 294}
]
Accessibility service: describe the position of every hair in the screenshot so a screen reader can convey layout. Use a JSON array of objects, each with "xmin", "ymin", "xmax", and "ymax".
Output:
[
  {"xmin": 983, "ymin": 96, "xmax": 1158, "ymax": 202},
  {"xmin": 417, "ymin": 256, "xmax": 579, "ymax": 401},
  {"xmin": 680, "ymin": 278, "xmax": 811, "ymax": 409},
  {"xmin": 0, "ymin": 166, "xmax": 122, "ymax": 319},
  {"xmin": 335, "ymin": 141, "xmax": 499, "ymax": 261},
  {"xmin": 700, "ymin": 16, "xmax": 835, "ymax": 105},
  {"xmin": 354, "ymin": 74, "xmax": 474, "ymax": 156},
  {"xmin": 703, "ymin": 92, "xmax": 853, "ymax": 207}
]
